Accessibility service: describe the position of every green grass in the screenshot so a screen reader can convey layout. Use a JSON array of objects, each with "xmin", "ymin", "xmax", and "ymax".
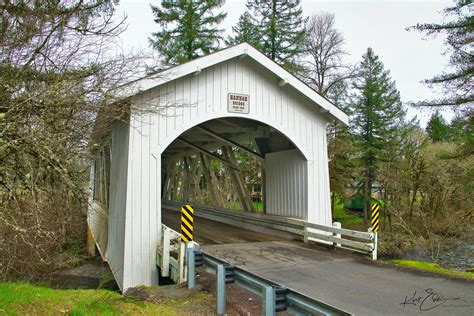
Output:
[
  {"xmin": 252, "ymin": 201, "xmax": 263, "ymax": 212},
  {"xmin": 332, "ymin": 199, "xmax": 365, "ymax": 228},
  {"xmin": 390, "ymin": 260, "xmax": 474, "ymax": 279},
  {"xmin": 0, "ymin": 282, "xmax": 212, "ymax": 315},
  {"xmin": 229, "ymin": 197, "xmax": 365, "ymax": 225},
  {"xmin": 226, "ymin": 200, "xmax": 263, "ymax": 213}
]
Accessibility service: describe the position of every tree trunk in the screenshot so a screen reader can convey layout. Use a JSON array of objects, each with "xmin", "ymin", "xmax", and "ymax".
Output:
[
  {"xmin": 381, "ymin": 187, "xmax": 392, "ymax": 232},
  {"xmin": 409, "ymin": 184, "xmax": 419, "ymax": 221},
  {"xmin": 270, "ymin": 0, "xmax": 277, "ymax": 60},
  {"xmin": 364, "ymin": 175, "xmax": 372, "ymax": 226}
]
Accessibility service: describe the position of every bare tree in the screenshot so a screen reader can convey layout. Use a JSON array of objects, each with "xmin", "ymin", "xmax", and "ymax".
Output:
[
  {"xmin": 301, "ymin": 13, "xmax": 355, "ymax": 215},
  {"xmin": 302, "ymin": 12, "xmax": 353, "ymax": 96},
  {"xmin": 0, "ymin": 0, "xmax": 151, "ymax": 280}
]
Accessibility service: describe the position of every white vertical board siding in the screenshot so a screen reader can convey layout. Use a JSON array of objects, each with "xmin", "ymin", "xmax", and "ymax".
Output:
[
  {"xmin": 120, "ymin": 56, "xmax": 332, "ymax": 290},
  {"xmin": 123, "ymin": 112, "xmax": 160, "ymax": 290},
  {"xmin": 107, "ymin": 121, "xmax": 129, "ymax": 290},
  {"xmin": 265, "ymin": 150, "xmax": 307, "ymax": 218}
]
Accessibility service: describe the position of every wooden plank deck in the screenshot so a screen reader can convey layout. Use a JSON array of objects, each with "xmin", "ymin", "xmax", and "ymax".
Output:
[{"xmin": 162, "ymin": 208, "xmax": 283, "ymax": 245}]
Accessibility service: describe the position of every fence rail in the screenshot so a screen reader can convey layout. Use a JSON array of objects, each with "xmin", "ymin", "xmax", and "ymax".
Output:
[{"xmin": 304, "ymin": 221, "xmax": 375, "ymax": 256}]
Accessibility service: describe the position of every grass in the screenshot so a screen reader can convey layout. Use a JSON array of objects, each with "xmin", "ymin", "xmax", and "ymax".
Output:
[
  {"xmin": 332, "ymin": 198, "xmax": 365, "ymax": 228},
  {"xmin": 226, "ymin": 200, "xmax": 263, "ymax": 213},
  {"xmin": 227, "ymin": 197, "xmax": 365, "ymax": 225},
  {"xmin": 0, "ymin": 282, "xmax": 212, "ymax": 315},
  {"xmin": 252, "ymin": 201, "xmax": 263, "ymax": 212},
  {"xmin": 390, "ymin": 260, "xmax": 474, "ymax": 280}
]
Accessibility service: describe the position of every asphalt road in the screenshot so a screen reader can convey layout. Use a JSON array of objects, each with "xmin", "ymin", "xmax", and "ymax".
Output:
[{"xmin": 163, "ymin": 209, "xmax": 474, "ymax": 315}]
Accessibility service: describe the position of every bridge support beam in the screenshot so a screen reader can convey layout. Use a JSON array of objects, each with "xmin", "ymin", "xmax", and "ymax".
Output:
[
  {"xmin": 199, "ymin": 153, "xmax": 222, "ymax": 207},
  {"xmin": 222, "ymin": 146, "xmax": 256, "ymax": 213},
  {"xmin": 182, "ymin": 157, "xmax": 191, "ymax": 202}
]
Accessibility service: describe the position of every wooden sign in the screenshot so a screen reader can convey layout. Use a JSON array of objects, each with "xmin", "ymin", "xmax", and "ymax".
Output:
[{"xmin": 228, "ymin": 93, "xmax": 249, "ymax": 114}]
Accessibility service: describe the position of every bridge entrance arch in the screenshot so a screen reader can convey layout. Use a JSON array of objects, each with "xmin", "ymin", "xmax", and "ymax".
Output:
[{"xmin": 161, "ymin": 117, "xmax": 309, "ymax": 217}]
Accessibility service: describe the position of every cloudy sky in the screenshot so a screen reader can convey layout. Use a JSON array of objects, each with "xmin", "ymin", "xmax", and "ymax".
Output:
[{"xmin": 115, "ymin": 0, "xmax": 455, "ymax": 126}]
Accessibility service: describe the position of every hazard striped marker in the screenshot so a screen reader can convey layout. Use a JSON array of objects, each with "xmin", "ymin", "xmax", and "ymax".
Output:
[
  {"xmin": 180, "ymin": 205, "xmax": 194, "ymax": 243},
  {"xmin": 371, "ymin": 203, "xmax": 380, "ymax": 233}
]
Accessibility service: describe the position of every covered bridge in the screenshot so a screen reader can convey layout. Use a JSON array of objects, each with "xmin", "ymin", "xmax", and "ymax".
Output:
[{"xmin": 88, "ymin": 43, "xmax": 349, "ymax": 291}]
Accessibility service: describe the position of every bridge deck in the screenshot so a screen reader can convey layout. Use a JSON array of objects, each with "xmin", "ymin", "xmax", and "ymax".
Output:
[
  {"xmin": 162, "ymin": 208, "xmax": 284, "ymax": 245},
  {"xmin": 163, "ymin": 208, "xmax": 474, "ymax": 316}
]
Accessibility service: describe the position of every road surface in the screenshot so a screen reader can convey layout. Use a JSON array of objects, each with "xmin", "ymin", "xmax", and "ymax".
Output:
[{"xmin": 163, "ymin": 209, "xmax": 474, "ymax": 315}]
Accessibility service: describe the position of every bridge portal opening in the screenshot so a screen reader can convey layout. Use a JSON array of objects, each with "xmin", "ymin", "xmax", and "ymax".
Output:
[{"xmin": 160, "ymin": 117, "xmax": 309, "ymax": 243}]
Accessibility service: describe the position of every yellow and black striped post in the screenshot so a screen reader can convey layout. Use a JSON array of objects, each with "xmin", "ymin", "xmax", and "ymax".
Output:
[
  {"xmin": 371, "ymin": 203, "xmax": 380, "ymax": 233},
  {"xmin": 180, "ymin": 205, "xmax": 194, "ymax": 243}
]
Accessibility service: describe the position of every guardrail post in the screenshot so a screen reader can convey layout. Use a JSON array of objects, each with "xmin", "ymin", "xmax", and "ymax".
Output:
[
  {"xmin": 262, "ymin": 286, "xmax": 275, "ymax": 316},
  {"xmin": 162, "ymin": 228, "xmax": 170, "ymax": 277},
  {"xmin": 186, "ymin": 246, "xmax": 195, "ymax": 289},
  {"xmin": 332, "ymin": 222, "xmax": 341, "ymax": 248},
  {"xmin": 216, "ymin": 264, "xmax": 226, "ymax": 315},
  {"xmin": 367, "ymin": 228, "xmax": 377, "ymax": 260}
]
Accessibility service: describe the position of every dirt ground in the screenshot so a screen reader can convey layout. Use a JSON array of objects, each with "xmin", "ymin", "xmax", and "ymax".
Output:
[
  {"xmin": 125, "ymin": 267, "xmax": 294, "ymax": 315},
  {"xmin": 195, "ymin": 267, "xmax": 294, "ymax": 316}
]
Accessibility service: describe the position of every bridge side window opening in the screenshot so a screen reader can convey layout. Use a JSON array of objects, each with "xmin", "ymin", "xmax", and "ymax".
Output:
[{"xmin": 92, "ymin": 142, "xmax": 111, "ymax": 209}]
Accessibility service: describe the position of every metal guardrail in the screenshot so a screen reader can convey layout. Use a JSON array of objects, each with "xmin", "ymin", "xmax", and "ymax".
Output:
[
  {"xmin": 162, "ymin": 200, "xmax": 377, "ymax": 260},
  {"xmin": 186, "ymin": 245, "xmax": 353, "ymax": 316}
]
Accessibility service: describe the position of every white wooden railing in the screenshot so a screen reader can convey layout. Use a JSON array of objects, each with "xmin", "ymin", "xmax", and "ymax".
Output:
[
  {"xmin": 156, "ymin": 224, "xmax": 200, "ymax": 284},
  {"xmin": 162, "ymin": 201, "xmax": 377, "ymax": 260},
  {"xmin": 304, "ymin": 222, "xmax": 377, "ymax": 260}
]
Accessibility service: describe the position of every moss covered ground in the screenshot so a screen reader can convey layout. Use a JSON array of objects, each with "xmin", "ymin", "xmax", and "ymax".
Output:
[{"xmin": 390, "ymin": 260, "xmax": 474, "ymax": 280}]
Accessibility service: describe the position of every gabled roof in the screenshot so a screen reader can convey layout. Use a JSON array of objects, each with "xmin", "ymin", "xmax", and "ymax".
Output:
[{"xmin": 114, "ymin": 43, "xmax": 349, "ymax": 125}]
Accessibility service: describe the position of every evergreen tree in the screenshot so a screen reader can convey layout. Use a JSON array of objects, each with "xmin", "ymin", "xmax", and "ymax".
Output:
[
  {"xmin": 449, "ymin": 114, "xmax": 474, "ymax": 157},
  {"xmin": 409, "ymin": 0, "xmax": 473, "ymax": 109},
  {"xmin": 149, "ymin": 0, "xmax": 227, "ymax": 66},
  {"xmin": 226, "ymin": 12, "xmax": 260, "ymax": 47},
  {"xmin": 426, "ymin": 112, "xmax": 452, "ymax": 142},
  {"xmin": 326, "ymin": 81, "xmax": 355, "ymax": 213},
  {"xmin": 350, "ymin": 48, "xmax": 406, "ymax": 221},
  {"xmin": 244, "ymin": 0, "xmax": 306, "ymax": 71}
]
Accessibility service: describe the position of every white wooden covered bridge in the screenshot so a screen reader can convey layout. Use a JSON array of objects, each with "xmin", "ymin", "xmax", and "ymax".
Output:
[{"xmin": 88, "ymin": 43, "xmax": 349, "ymax": 291}]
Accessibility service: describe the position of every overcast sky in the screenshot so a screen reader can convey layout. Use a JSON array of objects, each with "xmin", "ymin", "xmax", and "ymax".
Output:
[{"xmin": 115, "ymin": 0, "xmax": 455, "ymax": 126}]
